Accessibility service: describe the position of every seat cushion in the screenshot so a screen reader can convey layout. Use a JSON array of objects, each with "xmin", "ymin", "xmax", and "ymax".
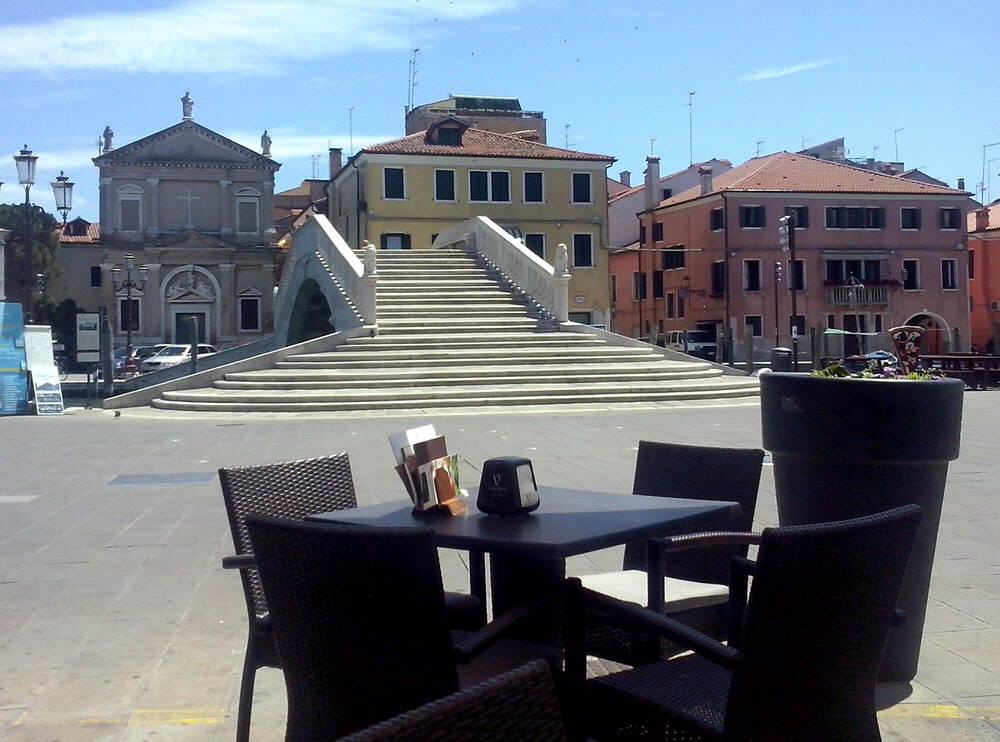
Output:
[
  {"xmin": 444, "ymin": 591, "xmax": 484, "ymax": 631},
  {"xmin": 587, "ymin": 654, "xmax": 730, "ymax": 738},
  {"xmin": 579, "ymin": 570, "xmax": 728, "ymax": 613}
]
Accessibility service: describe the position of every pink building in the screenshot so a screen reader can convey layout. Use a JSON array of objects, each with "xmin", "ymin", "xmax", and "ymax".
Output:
[{"xmin": 624, "ymin": 153, "xmax": 971, "ymax": 359}]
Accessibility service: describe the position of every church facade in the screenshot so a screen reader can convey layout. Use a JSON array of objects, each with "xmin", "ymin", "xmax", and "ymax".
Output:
[{"xmin": 49, "ymin": 95, "xmax": 281, "ymax": 347}]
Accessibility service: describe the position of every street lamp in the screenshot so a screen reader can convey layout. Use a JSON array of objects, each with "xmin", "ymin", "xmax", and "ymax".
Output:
[
  {"xmin": 51, "ymin": 171, "xmax": 74, "ymax": 225},
  {"xmin": 778, "ymin": 213, "xmax": 799, "ymax": 370},
  {"xmin": 773, "ymin": 261, "xmax": 783, "ymax": 348},
  {"xmin": 111, "ymin": 252, "xmax": 148, "ymax": 375},
  {"xmin": 13, "ymin": 145, "xmax": 38, "ymax": 321}
]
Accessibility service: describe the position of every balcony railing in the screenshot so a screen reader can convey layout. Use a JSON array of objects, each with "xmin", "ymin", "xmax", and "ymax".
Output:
[{"xmin": 828, "ymin": 285, "xmax": 890, "ymax": 306}]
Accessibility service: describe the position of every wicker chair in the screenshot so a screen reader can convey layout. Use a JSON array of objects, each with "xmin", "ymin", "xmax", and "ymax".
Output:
[
  {"xmin": 576, "ymin": 504, "xmax": 922, "ymax": 741},
  {"xmin": 580, "ymin": 441, "xmax": 764, "ymax": 664},
  {"xmin": 338, "ymin": 660, "xmax": 566, "ymax": 742},
  {"xmin": 245, "ymin": 514, "xmax": 563, "ymax": 740},
  {"xmin": 218, "ymin": 453, "xmax": 483, "ymax": 742}
]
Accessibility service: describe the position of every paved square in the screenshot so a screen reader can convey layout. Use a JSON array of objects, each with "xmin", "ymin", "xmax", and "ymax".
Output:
[{"xmin": 0, "ymin": 396, "xmax": 997, "ymax": 740}]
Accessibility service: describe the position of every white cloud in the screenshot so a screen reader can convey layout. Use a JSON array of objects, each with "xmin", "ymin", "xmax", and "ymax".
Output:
[
  {"xmin": 741, "ymin": 59, "xmax": 836, "ymax": 82},
  {"xmin": 0, "ymin": 0, "xmax": 519, "ymax": 76}
]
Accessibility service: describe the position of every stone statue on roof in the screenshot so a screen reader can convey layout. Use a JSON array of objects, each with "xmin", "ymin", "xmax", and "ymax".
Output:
[
  {"xmin": 261, "ymin": 130, "xmax": 272, "ymax": 157},
  {"xmin": 102, "ymin": 125, "xmax": 114, "ymax": 153},
  {"xmin": 181, "ymin": 91, "xmax": 194, "ymax": 119}
]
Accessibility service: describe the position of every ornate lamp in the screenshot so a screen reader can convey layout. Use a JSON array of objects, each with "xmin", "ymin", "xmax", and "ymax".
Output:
[
  {"xmin": 14, "ymin": 145, "xmax": 37, "ymax": 186},
  {"xmin": 51, "ymin": 171, "xmax": 74, "ymax": 224}
]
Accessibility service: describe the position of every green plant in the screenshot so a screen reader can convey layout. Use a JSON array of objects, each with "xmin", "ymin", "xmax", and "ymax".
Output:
[{"xmin": 813, "ymin": 360, "xmax": 943, "ymax": 380}]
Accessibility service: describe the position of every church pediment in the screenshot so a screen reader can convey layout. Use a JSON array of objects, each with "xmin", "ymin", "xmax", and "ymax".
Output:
[
  {"xmin": 148, "ymin": 229, "xmax": 234, "ymax": 250},
  {"xmin": 95, "ymin": 121, "xmax": 279, "ymax": 171}
]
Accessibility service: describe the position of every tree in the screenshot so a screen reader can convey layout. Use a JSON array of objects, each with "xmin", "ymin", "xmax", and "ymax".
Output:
[{"xmin": 0, "ymin": 202, "xmax": 60, "ymax": 314}]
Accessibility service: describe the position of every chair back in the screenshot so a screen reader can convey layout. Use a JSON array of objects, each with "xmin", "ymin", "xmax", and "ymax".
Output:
[
  {"xmin": 218, "ymin": 453, "xmax": 357, "ymax": 621},
  {"xmin": 340, "ymin": 660, "xmax": 567, "ymax": 742},
  {"xmin": 725, "ymin": 505, "xmax": 921, "ymax": 741},
  {"xmin": 245, "ymin": 515, "xmax": 460, "ymax": 740},
  {"xmin": 623, "ymin": 441, "xmax": 764, "ymax": 583}
]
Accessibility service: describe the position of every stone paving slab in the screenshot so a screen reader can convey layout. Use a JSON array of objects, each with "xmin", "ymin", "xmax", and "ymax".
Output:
[{"xmin": 0, "ymin": 397, "xmax": 997, "ymax": 740}]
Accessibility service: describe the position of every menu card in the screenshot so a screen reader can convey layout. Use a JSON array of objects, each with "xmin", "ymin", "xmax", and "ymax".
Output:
[{"xmin": 388, "ymin": 425, "xmax": 465, "ymax": 514}]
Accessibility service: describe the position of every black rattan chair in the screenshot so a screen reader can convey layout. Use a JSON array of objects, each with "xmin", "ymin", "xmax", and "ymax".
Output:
[
  {"xmin": 245, "ymin": 514, "xmax": 562, "ymax": 740},
  {"xmin": 580, "ymin": 441, "xmax": 764, "ymax": 663},
  {"xmin": 576, "ymin": 504, "xmax": 922, "ymax": 741},
  {"xmin": 219, "ymin": 453, "xmax": 482, "ymax": 742},
  {"xmin": 338, "ymin": 659, "xmax": 567, "ymax": 742}
]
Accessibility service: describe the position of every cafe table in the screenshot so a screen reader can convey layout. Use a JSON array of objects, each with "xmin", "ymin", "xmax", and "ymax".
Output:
[{"xmin": 308, "ymin": 486, "xmax": 739, "ymax": 627}]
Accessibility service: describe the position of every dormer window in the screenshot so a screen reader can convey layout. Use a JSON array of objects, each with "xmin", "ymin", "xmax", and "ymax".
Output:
[
  {"xmin": 425, "ymin": 116, "xmax": 469, "ymax": 146},
  {"xmin": 437, "ymin": 127, "xmax": 462, "ymax": 146}
]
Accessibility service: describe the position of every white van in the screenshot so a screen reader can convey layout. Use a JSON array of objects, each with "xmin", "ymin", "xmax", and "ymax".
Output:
[{"xmin": 664, "ymin": 330, "xmax": 718, "ymax": 360}]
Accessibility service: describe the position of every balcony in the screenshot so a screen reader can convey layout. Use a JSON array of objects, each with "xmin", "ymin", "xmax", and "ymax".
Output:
[{"xmin": 828, "ymin": 285, "xmax": 890, "ymax": 306}]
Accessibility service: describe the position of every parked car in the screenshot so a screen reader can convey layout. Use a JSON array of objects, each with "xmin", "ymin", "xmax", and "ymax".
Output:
[
  {"xmin": 140, "ymin": 344, "xmax": 218, "ymax": 373},
  {"xmin": 664, "ymin": 330, "xmax": 718, "ymax": 360},
  {"xmin": 132, "ymin": 344, "xmax": 169, "ymax": 362}
]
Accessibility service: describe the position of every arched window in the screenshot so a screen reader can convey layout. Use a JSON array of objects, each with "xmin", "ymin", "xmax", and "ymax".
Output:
[
  {"xmin": 235, "ymin": 187, "xmax": 261, "ymax": 234},
  {"xmin": 116, "ymin": 184, "xmax": 143, "ymax": 232}
]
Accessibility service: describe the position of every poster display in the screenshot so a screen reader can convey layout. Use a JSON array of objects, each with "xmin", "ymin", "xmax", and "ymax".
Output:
[
  {"xmin": 0, "ymin": 303, "xmax": 28, "ymax": 416},
  {"xmin": 76, "ymin": 313, "xmax": 100, "ymax": 364},
  {"xmin": 24, "ymin": 325, "xmax": 64, "ymax": 416}
]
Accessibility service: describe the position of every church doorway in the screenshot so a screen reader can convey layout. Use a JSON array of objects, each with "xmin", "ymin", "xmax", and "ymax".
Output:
[
  {"xmin": 287, "ymin": 279, "xmax": 333, "ymax": 344},
  {"xmin": 174, "ymin": 312, "xmax": 208, "ymax": 344}
]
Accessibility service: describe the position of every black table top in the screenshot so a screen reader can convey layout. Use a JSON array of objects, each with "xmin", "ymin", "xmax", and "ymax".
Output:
[{"xmin": 307, "ymin": 487, "xmax": 739, "ymax": 558}]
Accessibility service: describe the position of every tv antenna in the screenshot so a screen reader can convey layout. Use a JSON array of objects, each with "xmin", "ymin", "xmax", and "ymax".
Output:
[
  {"xmin": 756, "ymin": 139, "xmax": 765, "ymax": 158},
  {"xmin": 349, "ymin": 106, "xmax": 355, "ymax": 156},
  {"xmin": 406, "ymin": 48, "xmax": 420, "ymax": 111},
  {"xmin": 649, "ymin": 136, "xmax": 657, "ymax": 156},
  {"xmin": 687, "ymin": 91, "xmax": 696, "ymax": 165},
  {"xmin": 564, "ymin": 124, "xmax": 572, "ymax": 149}
]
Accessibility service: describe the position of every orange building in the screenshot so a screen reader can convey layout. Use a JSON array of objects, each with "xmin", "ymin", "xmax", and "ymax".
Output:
[
  {"xmin": 968, "ymin": 203, "xmax": 1000, "ymax": 351},
  {"xmin": 612, "ymin": 153, "xmax": 972, "ymax": 360}
]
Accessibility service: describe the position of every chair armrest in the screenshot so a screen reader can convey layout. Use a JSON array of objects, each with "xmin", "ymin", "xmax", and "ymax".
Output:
[
  {"xmin": 222, "ymin": 554, "xmax": 256, "ymax": 570},
  {"xmin": 650, "ymin": 531, "xmax": 762, "ymax": 553},
  {"xmin": 581, "ymin": 587, "xmax": 742, "ymax": 670},
  {"xmin": 727, "ymin": 556, "xmax": 755, "ymax": 647},
  {"xmin": 452, "ymin": 594, "xmax": 557, "ymax": 663},
  {"xmin": 892, "ymin": 608, "xmax": 907, "ymax": 627}
]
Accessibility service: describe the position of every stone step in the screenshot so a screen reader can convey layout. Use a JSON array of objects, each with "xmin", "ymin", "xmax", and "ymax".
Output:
[
  {"xmin": 152, "ymin": 383, "xmax": 760, "ymax": 412},
  {"xmin": 377, "ymin": 292, "xmax": 515, "ymax": 301},
  {"xmin": 228, "ymin": 360, "xmax": 711, "ymax": 383},
  {"xmin": 377, "ymin": 279, "xmax": 498, "ymax": 287},
  {"xmin": 162, "ymin": 377, "xmax": 760, "ymax": 404},
  {"xmin": 345, "ymin": 333, "xmax": 601, "ymax": 348},
  {"xmin": 216, "ymin": 368, "xmax": 722, "ymax": 390},
  {"xmin": 377, "ymin": 305, "xmax": 527, "ymax": 317},
  {"xmin": 279, "ymin": 346, "xmax": 658, "ymax": 367}
]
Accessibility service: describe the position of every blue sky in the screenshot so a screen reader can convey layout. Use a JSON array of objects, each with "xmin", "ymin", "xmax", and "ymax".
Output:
[{"xmin": 1, "ymin": 0, "xmax": 997, "ymax": 222}]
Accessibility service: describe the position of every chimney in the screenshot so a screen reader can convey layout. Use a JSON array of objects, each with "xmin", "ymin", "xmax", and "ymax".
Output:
[
  {"xmin": 644, "ymin": 157, "xmax": 660, "ymax": 210},
  {"xmin": 619, "ymin": 170, "xmax": 631, "ymax": 187},
  {"xmin": 329, "ymin": 148, "xmax": 343, "ymax": 179},
  {"xmin": 957, "ymin": 177, "xmax": 966, "ymax": 191},
  {"xmin": 698, "ymin": 165, "xmax": 714, "ymax": 195},
  {"xmin": 975, "ymin": 207, "xmax": 990, "ymax": 233}
]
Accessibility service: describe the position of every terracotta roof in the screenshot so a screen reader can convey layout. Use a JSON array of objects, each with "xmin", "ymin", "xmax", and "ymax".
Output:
[
  {"xmin": 969, "ymin": 202, "xmax": 1000, "ymax": 233},
  {"xmin": 653, "ymin": 152, "xmax": 969, "ymax": 211},
  {"xmin": 608, "ymin": 159, "xmax": 733, "ymax": 205},
  {"xmin": 57, "ymin": 219, "xmax": 101, "ymax": 244},
  {"xmin": 362, "ymin": 127, "xmax": 614, "ymax": 162}
]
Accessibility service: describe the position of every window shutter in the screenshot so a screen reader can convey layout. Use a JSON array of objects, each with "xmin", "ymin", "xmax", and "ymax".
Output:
[
  {"xmin": 380, "ymin": 234, "xmax": 388, "ymax": 249},
  {"xmin": 401, "ymin": 234, "xmax": 411, "ymax": 250}
]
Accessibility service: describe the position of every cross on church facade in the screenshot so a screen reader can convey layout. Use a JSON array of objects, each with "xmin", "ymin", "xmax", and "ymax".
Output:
[{"xmin": 178, "ymin": 188, "xmax": 200, "ymax": 229}]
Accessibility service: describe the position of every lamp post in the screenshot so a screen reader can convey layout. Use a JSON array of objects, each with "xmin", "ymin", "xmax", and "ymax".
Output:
[
  {"xmin": 773, "ymin": 261, "xmax": 783, "ymax": 348},
  {"xmin": 110, "ymin": 253, "xmax": 148, "ymax": 374},
  {"xmin": 778, "ymin": 213, "xmax": 799, "ymax": 370},
  {"xmin": 51, "ymin": 171, "xmax": 74, "ymax": 225},
  {"xmin": 13, "ymin": 145, "xmax": 38, "ymax": 321}
]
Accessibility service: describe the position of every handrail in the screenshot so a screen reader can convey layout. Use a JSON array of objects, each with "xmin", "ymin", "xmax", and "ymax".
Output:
[{"xmin": 276, "ymin": 213, "xmax": 376, "ymax": 325}]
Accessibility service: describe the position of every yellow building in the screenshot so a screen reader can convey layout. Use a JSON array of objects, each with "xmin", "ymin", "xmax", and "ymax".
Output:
[{"xmin": 329, "ymin": 117, "xmax": 615, "ymax": 326}]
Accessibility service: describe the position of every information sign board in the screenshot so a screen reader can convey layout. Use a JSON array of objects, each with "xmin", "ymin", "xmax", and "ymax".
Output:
[
  {"xmin": 76, "ymin": 313, "xmax": 100, "ymax": 364},
  {"xmin": 0, "ymin": 303, "xmax": 27, "ymax": 415}
]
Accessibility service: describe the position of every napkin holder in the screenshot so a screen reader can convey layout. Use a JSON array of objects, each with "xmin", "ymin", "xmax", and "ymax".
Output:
[{"xmin": 477, "ymin": 457, "xmax": 539, "ymax": 516}]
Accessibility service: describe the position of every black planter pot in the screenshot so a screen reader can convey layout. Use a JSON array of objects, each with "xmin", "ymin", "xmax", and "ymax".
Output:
[{"xmin": 760, "ymin": 373, "xmax": 964, "ymax": 682}]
